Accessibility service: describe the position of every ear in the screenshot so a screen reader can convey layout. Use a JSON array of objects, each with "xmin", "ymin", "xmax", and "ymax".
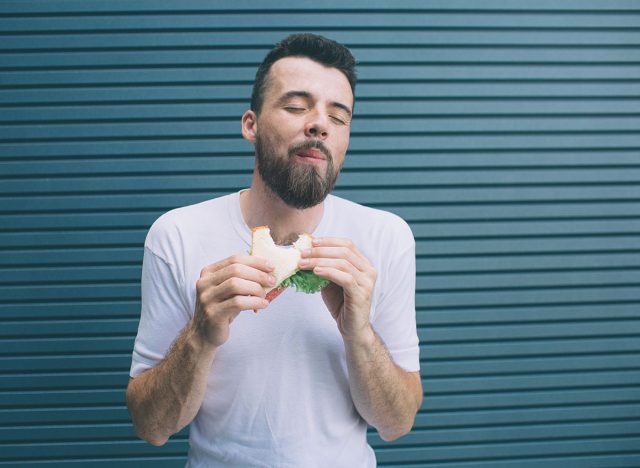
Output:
[{"xmin": 241, "ymin": 110, "xmax": 258, "ymax": 143}]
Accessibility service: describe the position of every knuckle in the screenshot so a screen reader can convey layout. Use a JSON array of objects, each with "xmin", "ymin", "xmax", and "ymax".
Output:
[
  {"xmin": 364, "ymin": 277, "xmax": 375, "ymax": 291},
  {"xmin": 203, "ymin": 303, "xmax": 217, "ymax": 317},
  {"xmin": 228, "ymin": 263, "xmax": 244, "ymax": 277},
  {"xmin": 195, "ymin": 296, "xmax": 209, "ymax": 315},
  {"xmin": 227, "ymin": 277, "xmax": 243, "ymax": 291},
  {"xmin": 229, "ymin": 254, "xmax": 243, "ymax": 265},
  {"xmin": 229, "ymin": 296, "xmax": 245, "ymax": 310}
]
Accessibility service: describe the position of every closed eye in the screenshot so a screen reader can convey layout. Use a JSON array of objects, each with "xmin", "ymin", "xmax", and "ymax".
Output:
[{"xmin": 330, "ymin": 114, "xmax": 350, "ymax": 126}]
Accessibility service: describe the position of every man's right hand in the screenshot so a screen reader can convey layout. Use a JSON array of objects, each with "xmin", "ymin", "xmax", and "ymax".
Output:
[
  {"xmin": 192, "ymin": 255, "xmax": 276, "ymax": 347},
  {"xmin": 127, "ymin": 253, "xmax": 274, "ymax": 446}
]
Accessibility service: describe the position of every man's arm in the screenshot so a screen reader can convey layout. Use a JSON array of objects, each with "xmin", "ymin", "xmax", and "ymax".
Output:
[
  {"xmin": 299, "ymin": 237, "xmax": 422, "ymax": 441},
  {"xmin": 126, "ymin": 323, "xmax": 216, "ymax": 446},
  {"xmin": 126, "ymin": 255, "xmax": 275, "ymax": 446},
  {"xmin": 343, "ymin": 326, "xmax": 422, "ymax": 441}
]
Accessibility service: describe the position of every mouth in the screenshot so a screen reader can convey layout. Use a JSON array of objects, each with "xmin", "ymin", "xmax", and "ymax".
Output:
[{"xmin": 295, "ymin": 148, "xmax": 326, "ymax": 163}]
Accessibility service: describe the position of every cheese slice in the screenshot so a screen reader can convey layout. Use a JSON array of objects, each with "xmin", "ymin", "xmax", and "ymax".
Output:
[{"xmin": 251, "ymin": 226, "xmax": 313, "ymax": 295}]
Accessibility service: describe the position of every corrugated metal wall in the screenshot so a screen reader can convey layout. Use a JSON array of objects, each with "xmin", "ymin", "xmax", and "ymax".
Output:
[{"xmin": 1, "ymin": 1, "xmax": 640, "ymax": 466}]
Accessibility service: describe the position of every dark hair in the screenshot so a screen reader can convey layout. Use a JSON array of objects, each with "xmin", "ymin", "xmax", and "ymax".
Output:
[{"xmin": 250, "ymin": 33, "xmax": 357, "ymax": 114}]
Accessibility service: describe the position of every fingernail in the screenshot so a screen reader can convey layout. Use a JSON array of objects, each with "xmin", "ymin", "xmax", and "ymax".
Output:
[
  {"xmin": 299, "ymin": 258, "xmax": 309, "ymax": 266},
  {"xmin": 301, "ymin": 249, "xmax": 311, "ymax": 257},
  {"xmin": 268, "ymin": 275, "xmax": 276, "ymax": 285},
  {"xmin": 312, "ymin": 238, "xmax": 321, "ymax": 246},
  {"xmin": 266, "ymin": 260, "xmax": 274, "ymax": 269}
]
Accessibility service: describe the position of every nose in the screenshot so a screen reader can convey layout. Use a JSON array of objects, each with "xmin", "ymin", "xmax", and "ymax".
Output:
[{"xmin": 304, "ymin": 112, "xmax": 329, "ymax": 140}]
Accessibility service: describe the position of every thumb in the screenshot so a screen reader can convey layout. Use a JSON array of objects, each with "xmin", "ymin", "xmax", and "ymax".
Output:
[{"xmin": 321, "ymin": 283, "xmax": 343, "ymax": 318}]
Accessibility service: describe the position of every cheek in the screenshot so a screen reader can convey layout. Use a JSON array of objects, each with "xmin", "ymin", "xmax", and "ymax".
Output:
[
  {"xmin": 258, "ymin": 123, "xmax": 288, "ymax": 149},
  {"xmin": 334, "ymin": 131, "xmax": 350, "ymax": 158},
  {"xmin": 261, "ymin": 118, "xmax": 299, "ymax": 146}
]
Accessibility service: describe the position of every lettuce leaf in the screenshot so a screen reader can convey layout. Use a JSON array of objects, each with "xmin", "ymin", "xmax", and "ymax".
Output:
[{"xmin": 280, "ymin": 269, "xmax": 329, "ymax": 294}]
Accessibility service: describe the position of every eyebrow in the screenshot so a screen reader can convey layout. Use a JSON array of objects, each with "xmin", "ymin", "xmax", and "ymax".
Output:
[{"xmin": 277, "ymin": 90, "xmax": 353, "ymax": 118}]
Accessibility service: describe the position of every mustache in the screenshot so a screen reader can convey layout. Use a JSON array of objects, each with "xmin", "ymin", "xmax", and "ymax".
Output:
[{"xmin": 288, "ymin": 140, "xmax": 332, "ymax": 162}]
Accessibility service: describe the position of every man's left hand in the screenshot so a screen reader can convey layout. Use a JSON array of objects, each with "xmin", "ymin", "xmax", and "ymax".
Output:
[{"xmin": 299, "ymin": 237, "xmax": 377, "ymax": 341}]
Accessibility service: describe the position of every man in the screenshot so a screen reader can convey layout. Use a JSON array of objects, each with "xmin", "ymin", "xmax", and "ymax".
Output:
[{"xmin": 126, "ymin": 33, "xmax": 422, "ymax": 467}]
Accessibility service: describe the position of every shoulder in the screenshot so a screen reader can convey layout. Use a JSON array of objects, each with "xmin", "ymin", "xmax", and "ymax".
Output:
[
  {"xmin": 329, "ymin": 195, "xmax": 414, "ymax": 245},
  {"xmin": 145, "ymin": 194, "xmax": 232, "ymax": 259}
]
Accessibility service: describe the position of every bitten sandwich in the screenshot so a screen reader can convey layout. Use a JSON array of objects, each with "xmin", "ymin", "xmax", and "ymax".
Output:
[{"xmin": 250, "ymin": 226, "xmax": 329, "ymax": 302}]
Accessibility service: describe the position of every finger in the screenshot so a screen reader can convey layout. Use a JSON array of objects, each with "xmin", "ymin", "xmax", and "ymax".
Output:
[
  {"xmin": 221, "ymin": 294, "xmax": 270, "ymax": 313},
  {"xmin": 299, "ymin": 257, "xmax": 365, "ymax": 284},
  {"xmin": 200, "ymin": 254, "xmax": 274, "ymax": 277},
  {"xmin": 301, "ymin": 245, "xmax": 369, "ymax": 273},
  {"xmin": 216, "ymin": 276, "xmax": 269, "ymax": 302},
  {"xmin": 312, "ymin": 265, "xmax": 360, "ymax": 294},
  {"xmin": 311, "ymin": 237, "xmax": 367, "ymax": 260},
  {"xmin": 212, "ymin": 262, "xmax": 277, "ymax": 290},
  {"xmin": 312, "ymin": 237, "xmax": 353, "ymax": 248}
]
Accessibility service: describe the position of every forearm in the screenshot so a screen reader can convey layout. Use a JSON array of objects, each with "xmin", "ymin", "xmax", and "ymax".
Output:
[
  {"xmin": 126, "ymin": 320, "xmax": 217, "ymax": 446},
  {"xmin": 344, "ymin": 325, "xmax": 422, "ymax": 442}
]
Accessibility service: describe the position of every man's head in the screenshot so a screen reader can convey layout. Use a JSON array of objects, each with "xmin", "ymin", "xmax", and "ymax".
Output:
[
  {"xmin": 242, "ymin": 34, "xmax": 357, "ymax": 209},
  {"xmin": 250, "ymin": 33, "xmax": 357, "ymax": 116}
]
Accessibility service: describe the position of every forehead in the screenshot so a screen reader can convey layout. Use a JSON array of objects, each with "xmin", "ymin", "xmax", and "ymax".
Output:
[{"xmin": 264, "ymin": 56, "xmax": 354, "ymax": 108}]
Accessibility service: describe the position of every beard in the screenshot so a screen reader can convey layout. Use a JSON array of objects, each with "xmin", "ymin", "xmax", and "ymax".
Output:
[{"xmin": 255, "ymin": 132, "xmax": 342, "ymax": 210}]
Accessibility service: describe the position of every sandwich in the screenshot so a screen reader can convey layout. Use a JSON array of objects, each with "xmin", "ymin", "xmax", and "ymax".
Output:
[{"xmin": 250, "ymin": 226, "xmax": 329, "ymax": 303}]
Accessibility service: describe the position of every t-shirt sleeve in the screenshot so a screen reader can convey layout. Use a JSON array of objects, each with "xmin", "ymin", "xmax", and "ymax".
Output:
[
  {"xmin": 130, "ymin": 245, "xmax": 191, "ymax": 378},
  {"xmin": 371, "ymin": 225, "xmax": 420, "ymax": 373}
]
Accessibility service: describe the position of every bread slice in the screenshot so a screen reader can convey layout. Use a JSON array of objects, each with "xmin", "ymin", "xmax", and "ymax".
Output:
[{"xmin": 250, "ymin": 226, "xmax": 313, "ymax": 300}]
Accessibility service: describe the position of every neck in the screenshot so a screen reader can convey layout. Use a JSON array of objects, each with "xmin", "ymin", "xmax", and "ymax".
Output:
[{"xmin": 240, "ymin": 173, "xmax": 325, "ymax": 245}]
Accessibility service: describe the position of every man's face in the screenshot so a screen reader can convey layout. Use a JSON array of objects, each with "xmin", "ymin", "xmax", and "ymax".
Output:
[{"xmin": 247, "ymin": 57, "xmax": 353, "ymax": 209}]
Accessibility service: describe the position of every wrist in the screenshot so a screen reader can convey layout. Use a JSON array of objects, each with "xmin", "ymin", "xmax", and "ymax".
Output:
[
  {"xmin": 186, "ymin": 319, "xmax": 219, "ymax": 357},
  {"xmin": 342, "ymin": 323, "xmax": 376, "ymax": 349}
]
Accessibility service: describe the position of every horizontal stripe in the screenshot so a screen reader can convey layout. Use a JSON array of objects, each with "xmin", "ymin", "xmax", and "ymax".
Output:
[
  {"xmin": 3, "ymin": 83, "xmax": 640, "ymax": 105},
  {"xmin": 3, "ymin": 169, "xmax": 640, "ymax": 195},
  {"xmin": 0, "ymin": 438, "xmax": 188, "ymax": 460},
  {"xmin": 416, "ymin": 286, "xmax": 640, "ymax": 308},
  {"xmin": 0, "ymin": 459, "xmax": 188, "ymax": 468},
  {"xmin": 2, "ymin": 8, "xmax": 640, "ymax": 29},
  {"xmin": 4, "ymin": 352, "xmax": 640, "ymax": 378},
  {"xmin": 374, "ymin": 421, "xmax": 640, "ymax": 449},
  {"xmin": 1, "ymin": 435, "xmax": 639, "ymax": 462},
  {"xmin": 375, "ymin": 454, "xmax": 640, "ymax": 468},
  {"xmin": 2, "ymin": 31, "xmax": 640, "ymax": 51},
  {"xmin": 2, "ymin": 184, "xmax": 640, "ymax": 206},
  {"xmin": 1, "ymin": 0, "xmax": 640, "ymax": 12},
  {"xmin": 3, "ymin": 100, "xmax": 640, "ymax": 122},
  {"xmin": 1, "ymin": 333, "xmax": 638, "ymax": 359},
  {"xmin": 3, "ymin": 117, "xmax": 640, "ymax": 140},
  {"xmin": 2, "ymin": 202, "xmax": 640, "ymax": 229},
  {"xmin": 3, "ymin": 150, "xmax": 640, "ymax": 170},
  {"xmin": 0, "ymin": 405, "xmax": 636, "ymax": 436},
  {"xmin": 3, "ymin": 47, "xmax": 640, "ymax": 69}
]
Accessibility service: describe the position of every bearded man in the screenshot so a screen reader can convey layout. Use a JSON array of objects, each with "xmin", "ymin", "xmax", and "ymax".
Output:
[{"xmin": 126, "ymin": 33, "xmax": 422, "ymax": 468}]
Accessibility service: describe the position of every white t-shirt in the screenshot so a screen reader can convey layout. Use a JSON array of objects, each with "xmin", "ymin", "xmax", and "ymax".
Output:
[{"xmin": 130, "ymin": 190, "xmax": 420, "ymax": 468}]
